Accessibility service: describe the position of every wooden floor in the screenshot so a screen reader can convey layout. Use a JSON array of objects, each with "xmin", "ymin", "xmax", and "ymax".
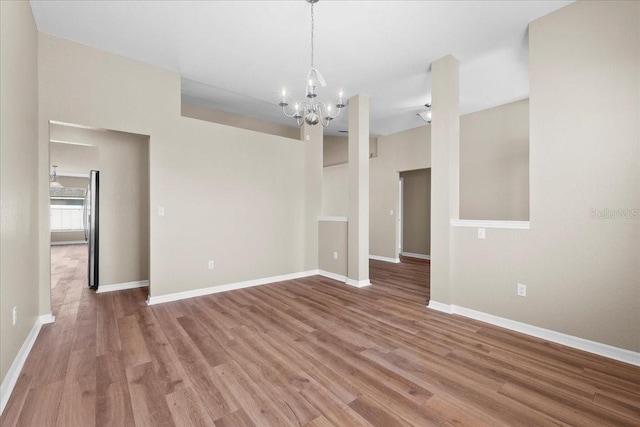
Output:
[{"xmin": 2, "ymin": 246, "xmax": 639, "ymax": 426}]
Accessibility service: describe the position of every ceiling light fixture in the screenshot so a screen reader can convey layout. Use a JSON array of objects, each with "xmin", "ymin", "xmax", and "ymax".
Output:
[
  {"xmin": 50, "ymin": 165, "xmax": 64, "ymax": 188},
  {"xmin": 417, "ymin": 103, "xmax": 432, "ymax": 124},
  {"xmin": 279, "ymin": 0, "xmax": 344, "ymax": 127}
]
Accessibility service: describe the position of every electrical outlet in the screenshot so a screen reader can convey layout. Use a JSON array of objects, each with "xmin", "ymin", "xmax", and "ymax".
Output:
[
  {"xmin": 158, "ymin": 207, "xmax": 165, "ymax": 216},
  {"xmin": 333, "ymin": 251, "xmax": 338, "ymax": 260},
  {"xmin": 517, "ymin": 283, "xmax": 527, "ymax": 297},
  {"xmin": 478, "ymin": 228, "xmax": 486, "ymax": 239},
  {"xmin": 390, "ymin": 209, "xmax": 394, "ymax": 216},
  {"xmin": 12, "ymin": 306, "xmax": 17, "ymax": 325},
  {"xmin": 208, "ymin": 260, "xmax": 214, "ymax": 270}
]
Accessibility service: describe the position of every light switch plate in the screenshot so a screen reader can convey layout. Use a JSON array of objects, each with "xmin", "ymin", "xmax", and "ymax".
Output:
[{"xmin": 478, "ymin": 228, "xmax": 486, "ymax": 239}]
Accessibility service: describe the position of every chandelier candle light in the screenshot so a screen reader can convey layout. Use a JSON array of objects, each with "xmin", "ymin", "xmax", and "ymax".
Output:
[{"xmin": 279, "ymin": 0, "xmax": 344, "ymax": 127}]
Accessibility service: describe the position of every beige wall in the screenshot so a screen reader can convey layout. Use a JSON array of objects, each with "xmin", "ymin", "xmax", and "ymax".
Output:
[
  {"xmin": 324, "ymin": 135, "xmax": 378, "ymax": 167},
  {"xmin": 56, "ymin": 176, "xmax": 90, "ymax": 188},
  {"xmin": 401, "ymin": 168, "xmax": 431, "ymax": 256},
  {"xmin": 0, "ymin": 1, "xmax": 40, "ymax": 385},
  {"xmin": 322, "ymin": 163, "xmax": 348, "ymax": 216},
  {"xmin": 447, "ymin": 1, "xmax": 640, "ymax": 352},
  {"xmin": 460, "ymin": 99, "xmax": 529, "ymax": 220},
  {"xmin": 182, "ymin": 102, "xmax": 300, "ymax": 140},
  {"xmin": 37, "ymin": 33, "xmax": 318, "ymax": 304},
  {"xmin": 370, "ymin": 126, "xmax": 431, "ymax": 260},
  {"xmin": 50, "ymin": 141, "xmax": 99, "ymax": 174},
  {"xmin": 318, "ymin": 221, "xmax": 348, "ymax": 277}
]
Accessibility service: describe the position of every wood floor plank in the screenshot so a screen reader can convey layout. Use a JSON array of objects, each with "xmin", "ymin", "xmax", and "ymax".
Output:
[
  {"xmin": 117, "ymin": 314, "xmax": 152, "ymax": 368},
  {"xmin": 15, "ymin": 380, "xmax": 65, "ymax": 427},
  {"xmin": 165, "ymin": 386, "xmax": 216, "ymax": 427},
  {"xmin": 96, "ymin": 350, "xmax": 136, "ymax": 427},
  {"xmin": 3, "ymin": 246, "xmax": 639, "ymax": 427},
  {"xmin": 213, "ymin": 361, "xmax": 296, "ymax": 427},
  {"xmin": 56, "ymin": 346, "xmax": 97, "ymax": 427},
  {"xmin": 96, "ymin": 292, "xmax": 121, "ymax": 356},
  {"xmin": 125, "ymin": 361, "xmax": 175, "ymax": 427}
]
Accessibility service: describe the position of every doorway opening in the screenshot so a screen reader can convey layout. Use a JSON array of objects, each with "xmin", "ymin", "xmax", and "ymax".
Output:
[
  {"xmin": 49, "ymin": 121, "xmax": 150, "ymax": 314},
  {"xmin": 398, "ymin": 168, "xmax": 431, "ymax": 261}
]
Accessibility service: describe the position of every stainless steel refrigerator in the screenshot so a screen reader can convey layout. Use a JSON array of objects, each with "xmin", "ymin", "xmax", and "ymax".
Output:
[{"xmin": 85, "ymin": 170, "xmax": 99, "ymax": 289}]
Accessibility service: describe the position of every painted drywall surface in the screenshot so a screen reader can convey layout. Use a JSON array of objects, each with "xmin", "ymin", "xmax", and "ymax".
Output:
[
  {"xmin": 401, "ymin": 169, "xmax": 431, "ymax": 256},
  {"xmin": 323, "ymin": 135, "xmax": 378, "ymax": 167},
  {"xmin": 0, "ymin": 0, "xmax": 40, "ymax": 384},
  {"xmin": 182, "ymin": 102, "xmax": 300, "ymax": 140},
  {"xmin": 38, "ymin": 33, "xmax": 317, "ymax": 302},
  {"xmin": 370, "ymin": 126, "xmax": 431, "ymax": 260},
  {"xmin": 303, "ymin": 122, "xmax": 323, "ymax": 272},
  {"xmin": 318, "ymin": 221, "xmax": 348, "ymax": 277},
  {"xmin": 460, "ymin": 99, "xmax": 529, "ymax": 220},
  {"xmin": 451, "ymin": 1, "xmax": 639, "ymax": 352},
  {"xmin": 347, "ymin": 95, "xmax": 371, "ymax": 282},
  {"xmin": 50, "ymin": 141, "xmax": 99, "ymax": 174},
  {"xmin": 56, "ymin": 176, "xmax": 90, "ymax": 189},
  {"xmin": 322, "ymin": 164, "xmax": 348, "ymax": 216},
  {"xmin": 430, "ymin": 55, "xmax": 460, "ymax": 306}
]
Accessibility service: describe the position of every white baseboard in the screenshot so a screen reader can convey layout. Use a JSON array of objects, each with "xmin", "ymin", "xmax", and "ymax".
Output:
[
  {"xmin": 427, "ymin": 301, "xmax": 640, "ymax": 367},
  {"xmin": 1, "ymin": 313, "xmax": 55, "ymax": 415},
  {"xmin": 147, "ymin": 270, "xmax": 319, "ymax": 305},
  {"xmin": 318, "ymin": 270, "xmax": 348, "ymax": 283},
  {"xmin": 96, "ymin": 280, "xmax": 149, "ymax": 294},
  {"xmin": 369, "ymin": 255, "xmax": 400, "ymax": 264},
  {"xmin": 345, "ymin": 278, "xmax": 372, "ymax": 288},
  {"xmin": 401, "ymin": 252, "xmax": 430, "ymax": 260},
  {"xmin": 50, "ymin": 240, "xmax": 87, "ymax": 246}
]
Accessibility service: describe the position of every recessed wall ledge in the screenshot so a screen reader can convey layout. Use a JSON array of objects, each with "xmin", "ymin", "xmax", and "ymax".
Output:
[
  {"xmin": 450, "ymin": 219, "xmax": 530, "ymax": 229},
  {"xmin": 317, "ymin": 216, "xmax": 348, "ymax": 222}
]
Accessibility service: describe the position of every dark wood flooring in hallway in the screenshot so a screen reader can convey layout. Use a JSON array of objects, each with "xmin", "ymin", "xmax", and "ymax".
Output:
[{"xmin": 2, "ymin": 245, "xmax": 639, "ymax": 426}]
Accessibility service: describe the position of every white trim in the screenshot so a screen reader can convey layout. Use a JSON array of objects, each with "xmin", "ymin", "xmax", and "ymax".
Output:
[
  {"xmin": 317, "ymin": 216, "xmax": 348, "ymax": 222},
  {"xmin": 1, "ymin": 314, "xmax": 55, "ymax": 415},
  {"xmin": 318, "ymin": 270, "xmax": 348, "ymax": 283},
  {"xmin": 345, "ymin": 278, "xmax": 372, "ymax": 288},
  {"xmin": 450, "ymin": 219, "xmax": 530, "ymax": 229},
  {"xmin": 56, "ymin": 172, "xmax": 90, "ymax": 178},
  {"xmin": 401, "ymin": 252, "xmax": 430, "ymax": 260},
  {"xmin": 39, "ymin": 313, "xmax": 56, "ymax": 325},
  {"xmin": 96, "ymin": 280, "xmax": 149, "ymax": 294},
  {"xmin": 147, "ymin": 270, "xmax": 319, "ymax": 305},
  {"xmin": 369, "ymin": 254, "xmax": 400, "ymax": 264},
  {"xmin": 51, "ymin": 240, "xmax": 87, "ymax": 246},
  {"xmin": 49, "ymin": 120, "xmax": 107, "ymax": 131},
  {"xmin": 427, "ymin": 301, "xmax": 640, "ymax": 367},
  {"xmin": 50, "ymin": 139, "xmax": 96, "ymax": 148},
  {"xmin": 426, "ymin": 300, "xmax": 453, "ymax": 314}
]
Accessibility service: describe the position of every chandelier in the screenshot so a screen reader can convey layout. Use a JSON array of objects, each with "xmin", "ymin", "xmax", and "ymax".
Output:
[
  {"xmin": 417, "ymin": 103, "xmax": 432, "ymax": 124},
  {"xmin": 279, "ymin": 0, "xmax": 344, "ymax": 127},
  {"xmin": 50, "ymin": 165, "xmax": 64, "ymax": 188}
]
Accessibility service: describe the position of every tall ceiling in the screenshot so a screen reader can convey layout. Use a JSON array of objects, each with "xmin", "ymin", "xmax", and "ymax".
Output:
[{"xmin": 30, "ymin": 0, "xmax": 573, "ymax": 137}]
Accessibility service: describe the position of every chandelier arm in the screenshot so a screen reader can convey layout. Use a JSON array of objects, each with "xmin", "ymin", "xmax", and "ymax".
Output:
[
  {"xmin": 316, "ymin": 100, "xmax": 342, "ymax": 120},
  {"xmin": 281, "ymin": 105, "xmax": 298, "ymax": 118}
]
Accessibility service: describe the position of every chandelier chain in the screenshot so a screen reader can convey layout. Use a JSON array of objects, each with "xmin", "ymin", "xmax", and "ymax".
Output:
[{"xmin": 310, "ymin": 2, "xmax": 314, "ymax": 69}]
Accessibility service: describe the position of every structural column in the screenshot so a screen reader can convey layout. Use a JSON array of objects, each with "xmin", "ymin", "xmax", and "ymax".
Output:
[
  {"xmin": 429, "ymin": 55, "xmax": 460, "ymax": 306},
  {"xmin": 347, "ymin": 94, "xmax": 371, "ymax": 287}
]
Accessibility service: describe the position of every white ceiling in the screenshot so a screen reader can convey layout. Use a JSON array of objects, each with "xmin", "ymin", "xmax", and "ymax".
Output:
[{"xmin": 30, "ymin": 0, "xmax": 573, "ymax": 137}]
